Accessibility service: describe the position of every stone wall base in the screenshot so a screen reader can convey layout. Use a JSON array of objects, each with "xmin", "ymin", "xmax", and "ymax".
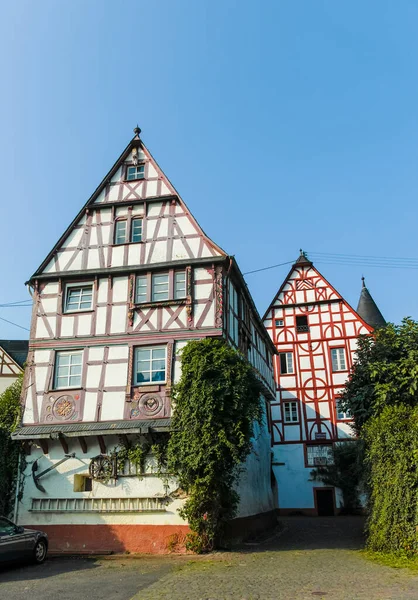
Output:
[
  {"xmin": 22, "ymin": 524, "xmax": 191, "ymax": 554},
  {"xmin": 23, "ymin": 510, "xmax": 278, "ymax": 554}
]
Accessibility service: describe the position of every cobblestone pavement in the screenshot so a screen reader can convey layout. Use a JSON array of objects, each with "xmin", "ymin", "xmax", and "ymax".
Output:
[
  {"xmin": 132, "ymin": 517, "xmax": 418, "ymax": 600},
  {"xmin": 1, "ymin": 518, "xmax": 418, "ymax": 600}
]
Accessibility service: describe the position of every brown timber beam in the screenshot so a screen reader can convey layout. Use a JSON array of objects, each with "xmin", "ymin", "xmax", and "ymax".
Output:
[
  {"xmin": 78, "ymin": 436, "xmax": 88, "ymax": 454},
  {"xmin": 59, "ymin": 436, "xmax": 69, "ymax": 454},
  {"xmin": 38, "ymin": 439, "xmax": 48, "ymax": 454},
  {"xmin": 97, "ymin": 435, "xmax": 106, "ymax": 454}
]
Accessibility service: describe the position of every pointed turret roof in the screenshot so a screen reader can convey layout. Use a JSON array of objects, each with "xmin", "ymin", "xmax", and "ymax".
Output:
[{"xmin": 356, "ymin": 278, "xmax": 386, "ymax": 329}]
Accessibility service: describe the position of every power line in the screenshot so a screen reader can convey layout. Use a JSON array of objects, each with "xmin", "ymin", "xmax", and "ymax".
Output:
[
  {"xmin": 0, "ymin": 316, "xmax": 30, "ymax": 332},
  {"xmin": 0, "ymin": 299, "xmax": 32, "ymax": 306},
  {"xmin": 243, "ymin": 260, "xmax": 294, "ymax": 276}
]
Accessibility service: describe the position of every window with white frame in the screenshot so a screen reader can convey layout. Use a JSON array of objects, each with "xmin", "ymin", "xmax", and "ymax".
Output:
[
  {"xmin": 134, "ymin": 346, "xmax": 166, "ymax": 385},
  {"xmin": 64, "ymin": 284, "xmax": 93, "ymax": 313},
  {"xmin": 275, "ymin": 319, "xmax": 284, "ymax": 327},
  {"xmin": 114, "ymin": 220, "xmax": 128, "ymax": 245},
  {"xmin": 174, "ymin": 271, "xmax": 186, "ymax": 299},
  {"xmin": 331, "ymin": 347, "xmax": 346, "ymax": 371},
  {"xmin": 283, "ymin": 401, "xmax": 298, "ymax": 423},
  {"xmin": 126, "ymin": 164, "xmax": 145, "ymax": 181},
  {"xmin": 54, "ymin": 350, "xmax": 83, "ymax": 389},
  {"xmin": 114, "ymin": 218, "xmax": 143, "ymax": 245},
  {"xmin": 336, "ymin": 398, "xmax": 351, "ymax": 420},
  {"xmin": 306, "ymin": 444, "xmax": 334, "ymax": 467},
  {"xmin": 131, "ymin": 218, "xmax": 143, "ymax": 243},
  {"xmin": 152, "ymin": 273, "xmax": 169, "ymax": 301},
  {"xmin": 134, "ymin": 270, "xmax": 187, "ymax": 304},
  {"xmin": 135, "ymin": 275, "xmax": 147, "ymax": 303},
  {"xmin": 279, "ymin": 352, "xmax": 294, "ymax": 374}
]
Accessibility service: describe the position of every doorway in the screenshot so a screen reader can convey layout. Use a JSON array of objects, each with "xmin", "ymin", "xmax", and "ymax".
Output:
[{"xmin": 315, "ymin": 488, "xmax": 335, "ymax": 516}]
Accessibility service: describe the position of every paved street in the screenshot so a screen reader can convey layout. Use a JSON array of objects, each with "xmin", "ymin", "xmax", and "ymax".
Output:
[{"xmin": 1, "ymin": 517, "xmax": 418, "ymax": 600}]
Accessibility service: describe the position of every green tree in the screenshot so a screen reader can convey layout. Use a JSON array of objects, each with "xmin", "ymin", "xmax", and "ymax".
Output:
[
  {"xmin": 310, "ymin": 441, "xmax": 363, "ymax": 514},
  {"xmin": 167, "ymin": 338, "xmax": 263, "ymax": 552},
  {"xmin": 340, "ymin": 318, "xmax": 418, "ymax": 433},
  {"xmin": 0, "ymin": 375, "xmax": 23, "ymax": 517}
]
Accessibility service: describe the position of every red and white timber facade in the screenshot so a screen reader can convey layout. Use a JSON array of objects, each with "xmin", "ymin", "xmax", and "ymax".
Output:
[
  {"xmin": 263, "ymin": 252, "xmax": 382, "ymax": 516},
  {"xmin": 14, "ymin": 128, "xmax": 276, "ymax": 553}
]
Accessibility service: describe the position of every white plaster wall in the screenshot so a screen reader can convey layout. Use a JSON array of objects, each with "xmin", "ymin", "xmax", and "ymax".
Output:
[
  {"xmin": 273, "ymin": 444, "xmax": 344, "ymax": 511},
  {"xmin": 17, "ymin": 439, "xmax": 187, "ymax": 527},
  {"xmin": 235, "ymin": 401, "xmax": 274, "ymax": 518},
  {"xmin": 0, "ymin": 375, "xmax": 20, "ymax": 394}
]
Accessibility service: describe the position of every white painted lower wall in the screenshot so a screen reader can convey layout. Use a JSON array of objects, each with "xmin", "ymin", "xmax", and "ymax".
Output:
[
  {"xmin": 17, "ymin": 420, "xmax": 274, "ymax": 530},
  {"xmin": 17, "ymin": 437, "xmax": 186, "ymax": 527},
  {"xmin": 236, "ymin": 401, "xmax": 275, "ymax": 518},
  {"xmin": 272, "ymin": 443, "xmax": 343, "ymax": 512}
]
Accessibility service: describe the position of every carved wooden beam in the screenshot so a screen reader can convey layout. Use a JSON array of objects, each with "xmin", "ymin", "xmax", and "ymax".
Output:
[
  {"xmin": 38, "ymin": 439, "xmax": 48, "ymax": 454},
  {"xmin": 78, "ymin": 436, "xmax": 88, "ymax": 454},
  {"xmin": 97, "ymin": 435, "xmax": 106, "ymax": 454},
  {"xmin": 59, "ymin": 436, "xmax": 69, "ymax": 454}
]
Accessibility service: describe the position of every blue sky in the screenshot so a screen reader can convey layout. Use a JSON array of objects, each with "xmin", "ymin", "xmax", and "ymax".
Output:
[{"xmin": 0, "ymin": 0, "xmax": 417, "ymax": 338}]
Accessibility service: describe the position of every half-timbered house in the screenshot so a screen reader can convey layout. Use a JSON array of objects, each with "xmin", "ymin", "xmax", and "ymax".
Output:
[
  {"xmin": 263, "ymin": 252, "xmax": 385, "ymax": 516},
  {"xmin": 0, "ymin": 340, "xmax": 28, "ymax": 394},
  {"xmin": 13, "ymin": 127, "xmax": 276, "ymax": 553}
]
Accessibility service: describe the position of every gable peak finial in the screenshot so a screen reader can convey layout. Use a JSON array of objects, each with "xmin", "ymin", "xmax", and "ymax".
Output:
[
  {"xmin": 133, "ymin": 124, "xmax": 141, "ymax": 137},
  {"xmin": 361, "ymin": 276, "xmax": 366, "ymax": 288}
]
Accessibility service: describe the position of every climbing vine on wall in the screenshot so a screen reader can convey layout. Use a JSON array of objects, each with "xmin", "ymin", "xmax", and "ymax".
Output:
[
  {"xmin": 116, "ymin": 433, "xmax": 169, "ymax": 478},
  {"xmin": 167, "ymin": 338, "xmax": 263, "ymax": 553},
  {"xmin": 0, "ymin": 375, "xmax": 23, "ymax": 517},
  {"xmin": 363, "ymin": 405, "xmax": 418, "ymax": 556}
]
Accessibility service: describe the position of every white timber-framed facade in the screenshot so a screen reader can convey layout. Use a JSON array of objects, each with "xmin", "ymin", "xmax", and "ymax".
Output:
[
  {"xmin": 13, "ymin": 128, "xmax": 276, "ymax": 553},
  {"xmin": 263, "ymin": 252, "xmax": 385, "ymax": 516}
]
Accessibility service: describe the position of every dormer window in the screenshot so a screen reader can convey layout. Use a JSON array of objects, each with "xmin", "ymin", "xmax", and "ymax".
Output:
[{"xmin": 126, "ymin": 165, "xmax": 145, "ymax": 181}]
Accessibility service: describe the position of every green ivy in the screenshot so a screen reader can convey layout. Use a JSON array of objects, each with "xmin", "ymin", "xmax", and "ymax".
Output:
[
  {"xmin": 167, "ymin": 338, "xmax": 263, "ymax": 553},
  {"xmin": 0, "ymin": 375, "xmax": 23, "ymax": 517},
  {"xmin": 363, "ymin": 405, "xmax": 418, "ymax": 556}
]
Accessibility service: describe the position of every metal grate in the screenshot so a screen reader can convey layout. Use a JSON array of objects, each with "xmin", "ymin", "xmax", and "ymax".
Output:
[{"xmin": 30, "ymin": 497, "xmax": 167, "ymax": 513}]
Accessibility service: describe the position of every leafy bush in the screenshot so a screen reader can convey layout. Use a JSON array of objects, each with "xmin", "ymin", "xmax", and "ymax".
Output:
[
  {"xmin": 363, "ymin": 405, "xmax": 418, "ymax": 556},
  {"xmin": 167, "ymin": 338, "xmax": 263, "ymax": 552},
  {"xmin": 0, "ymin": 375, "xmax": 23, "ymax": 517}
]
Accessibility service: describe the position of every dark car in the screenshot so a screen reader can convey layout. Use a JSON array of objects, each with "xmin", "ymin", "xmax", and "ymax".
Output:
[{"xmin": 0, "ymin": 516, "xmax": 48, "ymax": 564}]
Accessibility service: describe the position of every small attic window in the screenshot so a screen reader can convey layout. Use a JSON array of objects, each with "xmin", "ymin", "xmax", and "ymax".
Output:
[{"xmin": 126, "ymin": 165, "xmax": 145, "ymax": 181}]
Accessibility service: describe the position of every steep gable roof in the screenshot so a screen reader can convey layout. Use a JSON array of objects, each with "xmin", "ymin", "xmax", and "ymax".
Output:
[
  {"xmin": 0, "ymin": 340, "xmax": 28, "ymax": 371},
  {"xmin": 263, "ymin": 251, "xmax": 374, "ymax": 332},
  {"xmin": 30, "ymin": 127, "xmax": 226, "ymax": 280}
]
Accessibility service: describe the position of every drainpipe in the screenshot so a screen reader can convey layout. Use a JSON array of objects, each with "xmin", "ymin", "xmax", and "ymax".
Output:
[{"xmin": 13, "ymin": 454, "xmax": 21, "ymax": 523}]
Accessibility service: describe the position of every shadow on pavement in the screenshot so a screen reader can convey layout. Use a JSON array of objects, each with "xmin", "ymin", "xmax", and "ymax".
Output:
[
  {"xmin": 0, "ymin": 555, "xmax": 100, "ymax": 583},
  {"xmin": 242, "ymin": 516, "xmax": 366, "ymax": 552}
]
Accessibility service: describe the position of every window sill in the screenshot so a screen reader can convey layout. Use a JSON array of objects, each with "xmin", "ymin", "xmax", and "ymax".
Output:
[
  {"xmin": 63, "ymin": 309, "xmax": 94, "ymax": 315},
  {"xmin": 332, "ymin": 370, "xmax": 349, "ymax": 374},
  {"xmin": 51, "ymin": 387, "xmax": 83, "ymax": 392},
  {"xmin": 135, "ymin": 381, "xmax": 167, "ymax": 387},
  {"xmin": 124, "ymin": 177, "xmax": 146, "ymax": 183},
  {"xmin": 112, "ymin": 241, "xmax": 144, "ymax": 247},
  {"xmin": 134, "ymin": 299, "xmax": 187, "ymax": 309}
]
